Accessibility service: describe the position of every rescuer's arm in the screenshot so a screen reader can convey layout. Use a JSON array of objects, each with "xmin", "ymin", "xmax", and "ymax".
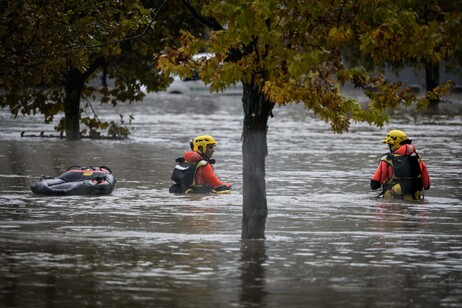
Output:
[
  {"xmin": 371, "ymin": 161, "xmax": 390, "ymax": 190},
  {"xmin": 200, "ymin": 164, "xmax": 231, "ymax": 189},
  {"xmin": 420, "ymin": 161, "xmax": 431, "ymax": 190}
]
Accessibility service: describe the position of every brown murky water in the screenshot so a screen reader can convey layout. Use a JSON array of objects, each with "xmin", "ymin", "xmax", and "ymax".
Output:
[{"xmin": 0, "ymin": 92, "xmax": 461, "ymax": 307}]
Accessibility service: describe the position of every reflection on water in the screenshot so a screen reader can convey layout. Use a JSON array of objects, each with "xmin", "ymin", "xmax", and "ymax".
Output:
[
  {"xmin": 0, "ymin": 93, "xmax": 461, "ymax": 307},
  {"xmin": 240, "ymin": 240, "xmax": 268, "ymax": 307}
]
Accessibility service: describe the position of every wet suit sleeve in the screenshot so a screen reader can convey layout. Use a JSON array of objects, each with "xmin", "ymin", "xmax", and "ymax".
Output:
[
  {"xmin": 200, "ymin": 164, "xmax": 230, "ymax": 189},
  {"xmin": 420, "ymin": 161, "xmax": 431, "ymax": 190},
  {"xmin": 371, "ymin": 161, "xmax": 391, "ymax": 190}
]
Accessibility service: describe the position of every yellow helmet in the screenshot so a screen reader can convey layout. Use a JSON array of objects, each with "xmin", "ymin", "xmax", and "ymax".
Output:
[
  {"xmin": 192, "ymin": 135, "xmax": 217, "ymax": 155},
  {"xmin": 383, "ymin": 130, "xmax": 409, "ymax": 151}
]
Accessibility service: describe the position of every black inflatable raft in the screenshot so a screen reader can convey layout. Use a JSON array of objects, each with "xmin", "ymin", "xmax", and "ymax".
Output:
[{"xmin": 30, "ymin": 166, "xmax": 116, "ymax": 195}]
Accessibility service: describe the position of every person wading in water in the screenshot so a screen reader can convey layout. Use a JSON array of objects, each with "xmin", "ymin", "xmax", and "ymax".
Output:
[
  {"xmin": 169, "ymin": 135, "xmax": 231, "ymax": 194},
  {"xmin": 371, "ymin": 130, "xmax": 430, "ymax": 200}
]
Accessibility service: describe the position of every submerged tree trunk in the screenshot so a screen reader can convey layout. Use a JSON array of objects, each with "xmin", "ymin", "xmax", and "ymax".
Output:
[
  {"xmin": 241, "ymin": 83, "xmax": 274, "ymax": 239},
  {"xmin": 64, "ymin": 69, "xmax": 85, "ymax": 141},
  {"xmin": 425, "ymin": 61, "xmax": 440, "ymax": 105}
]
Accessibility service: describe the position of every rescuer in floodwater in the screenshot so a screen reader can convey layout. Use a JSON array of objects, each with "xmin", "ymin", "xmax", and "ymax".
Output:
[
  {"xmin": 371, "ymin": 130, "xmax": 430, "ymax": 200},
  {"xmin": 169, "ymin": 135, "xmax": 231, "ymax": 194}
]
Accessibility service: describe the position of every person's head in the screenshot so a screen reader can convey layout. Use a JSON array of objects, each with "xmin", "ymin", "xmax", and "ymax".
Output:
[
  {"xmin": 383, "ymin": 130, "xmax": 411, "ymax": 152},
  {"xmin": 192, "ymin": 135, "xmax": 217, "ymax": 158}
]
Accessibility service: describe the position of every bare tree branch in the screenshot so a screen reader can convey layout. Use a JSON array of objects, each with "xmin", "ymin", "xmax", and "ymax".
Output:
[
  {"xmin": 75, "ymin": 0, "xmax": 169, "ymax": 50},
  {"xmin": 180, "ymin": 0, "xmax": 224, "ymax": 31}
]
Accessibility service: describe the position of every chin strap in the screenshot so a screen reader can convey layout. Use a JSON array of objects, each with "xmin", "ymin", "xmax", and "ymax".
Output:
[{"xmin": 200, "ymin": 153, "xmax": 215, "ymax": 165}]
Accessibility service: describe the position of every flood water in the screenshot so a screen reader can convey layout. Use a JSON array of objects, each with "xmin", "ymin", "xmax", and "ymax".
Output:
[{"xmin": 0, "ymin": 90, "xmax": 461, "ymax": 307}]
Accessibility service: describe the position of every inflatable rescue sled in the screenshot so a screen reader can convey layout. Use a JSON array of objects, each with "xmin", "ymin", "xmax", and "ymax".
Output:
[{"xmin": 31, "ymin": 166, "xmax": 116, "ymax": 195}]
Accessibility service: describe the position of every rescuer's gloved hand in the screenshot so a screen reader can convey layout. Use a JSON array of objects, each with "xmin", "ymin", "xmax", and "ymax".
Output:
[
  {"xmin": 212, "ymin": 184, "xmax": 231, "ymax": 194},
  {"xmin": 370, "ymin": 180, "xmax": 381, "ymax": 190}
]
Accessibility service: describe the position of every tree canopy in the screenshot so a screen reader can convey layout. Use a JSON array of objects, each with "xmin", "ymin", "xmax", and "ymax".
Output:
[
  {"xmin": 1, "ymin": 0, "xmax": 458, "ymax": 138},
  {"xmin": 343, "ymin": 0, "xmax": 462, "ymax": 100},
  {"xmin": 0, "ymin": 0, "xmax": 204, "ymax": 139},
  {"xmin": 159, "ymin": 0, "xmax": 459, "ymax": 131}
]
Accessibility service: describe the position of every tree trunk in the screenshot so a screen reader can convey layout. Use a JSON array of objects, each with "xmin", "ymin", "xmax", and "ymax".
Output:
[
  {"xmin": 64, "ymin": 69, "xmax": 85, "ymax": 141},
  {"xmin": 425, "ymin": 60, "xmax": 440, "ymax": 105},
  {"xmin": 241, "ymin": 83, "xmax": 274, "ymax": 239}
]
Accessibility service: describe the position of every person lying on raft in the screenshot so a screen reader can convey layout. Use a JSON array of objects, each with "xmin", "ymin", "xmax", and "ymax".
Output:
[{"xmin": 169, "ymin": 135, "xmax": 231, "ymax": 194}]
